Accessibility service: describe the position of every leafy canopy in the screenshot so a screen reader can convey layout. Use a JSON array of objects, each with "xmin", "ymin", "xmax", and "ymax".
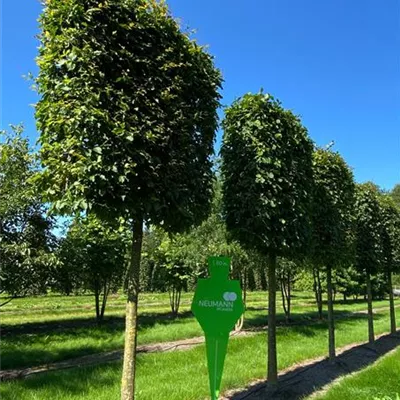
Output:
[
  {"xmin": 221, "ymin": 92, "xmax": 314, "ymax": 257},
  {"xmin": 391, "ymin": 184, "xmax": 400, "ymax": 209},
  {"xmin": 0, "ymin": 126, "xmax": 57, "ymax": 298},
  {"xmin": 59, "ymin": 215, "xmax": 127, "ymax": 294},
  {"xmin": 378, "ymin": 194, "xmax": 400, "ymax": 274},
  {"xmin": 311, "ymin": 148, "xmax": 355, "ymax": 267},
  {"xmin": 354, "ymin": 183, "xmax": 383, "ymax": 274},
  {"xmin": 35, "ymin": 0, "xmax": 222, "ymax": 231}
]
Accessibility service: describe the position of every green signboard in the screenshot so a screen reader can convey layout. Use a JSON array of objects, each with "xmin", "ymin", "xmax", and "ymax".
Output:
[{"xmin": 191, "ymin": 256, "xmax": 244, "ymax": 400}]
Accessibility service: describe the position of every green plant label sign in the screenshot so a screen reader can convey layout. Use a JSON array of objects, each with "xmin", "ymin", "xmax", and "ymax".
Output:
[{"xmin": 191, "ymin": 256, "xmax": 244, "ymax": 400}]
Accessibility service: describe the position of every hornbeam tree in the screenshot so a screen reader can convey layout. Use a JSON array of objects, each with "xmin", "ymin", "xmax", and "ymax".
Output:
[
  {"xmin": 354, "ymin": 183, "xmax": 383, "ymax": 344},
  {"xmin": 35, "ymin": 1, "xmax": 221, "ymax": 399},
  {"xmin": 311, "ymin": 148, "xmax": 355, "ymax": 360},
  {"xmin": 221, "ymin": 92, "xmax": 313, "ymax": 383},
  {"xmin": 378, "ymin": 194, "xmax": 400, "ymax": 333}
]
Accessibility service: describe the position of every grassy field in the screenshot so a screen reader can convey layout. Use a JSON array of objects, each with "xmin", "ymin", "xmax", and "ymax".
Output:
[
  {"xmin": 2, "ymin": 291, "xmax": 399, "ymax": 370},
  {"xmin": 1, "ymin": 309, "xmax": 398, "ymax": 400},
  {"xmin": 311, "ymin": 346, "xmax": 400, "ymax": 400},
  {"xmin": 1, "ymin": 290, "xmax": 399, "ymax": 400}
]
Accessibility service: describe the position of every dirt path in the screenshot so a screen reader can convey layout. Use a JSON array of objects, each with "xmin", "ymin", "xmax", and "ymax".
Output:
[
  {"xmin": 223, "ymin": 330, "xmax": 400, "ymax": 400},
  {"xmin": 0, "ymin": 330, "xmax": 254, "ymax": 382}
]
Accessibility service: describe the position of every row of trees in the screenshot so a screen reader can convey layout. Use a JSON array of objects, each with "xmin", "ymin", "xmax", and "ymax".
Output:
[
  {"xmin": 2, "ymin": 113, "xmax": 399, "ymax": 392},
  {"xmin": 220, "ymin": 93, "xmax": 400, "ymax": 380},
  {"xmin": 1, "ymin": 132, "xmax": 395, "ymax": 313},
  {"xmin": 1, "ymin": 1, "xmax": 399, "ymax": 399}
]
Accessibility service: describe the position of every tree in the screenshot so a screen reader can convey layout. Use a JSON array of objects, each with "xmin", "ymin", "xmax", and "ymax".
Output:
[
  {"xmin": 59, "ymin": 215, "xmax": 127, "ymax": 321},
  {"xmin": 277, "ymin": 258, "xmax": 299, "ymax": 323},
  {"xmin": 145, "ymin": 178, "xmax": 251, "ymax": 318},
  {"xmin": 390, "ymin": 184, "xmax": 400, "ymax": 209},
  {"xmin": 312, "ymin": 266, "xmax": 325, "ymax": 320},
  {"xmin": 140, "ymin": 227, "xmax": 168, "ymax": 292},
  {"xmin": 335, "ymin": 264, "xmax": 363, "ymax": 301},
  {"xmin": 354, "ymin": 183, "xmax": 383, "ymax": 344},
  {"xmin": 0, "ymin": 126, "xmax": 57, "ymax": 304},
  {"xmin": 153, "ymin": 233, "xmax": 192, "ymax": 317},
  {"xmin": 378, "ymin": 194, "xmax": 400, "ymax": 333},
  {"xmin": 221, "ymin": 92, "xmax": 314, "ymax": 383},
  {"xmin": 35, "ymin": 1, "xmax": 221, "ymax": 398},
  {"xmin": 310, "ymin": 148, "xmax": 355, "ymax": 360},
  {"xmin": 51, "ymin": 238, "xmax": 82, "ymax": 296}
]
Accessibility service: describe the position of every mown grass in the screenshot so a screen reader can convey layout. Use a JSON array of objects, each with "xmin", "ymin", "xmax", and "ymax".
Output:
[
  {"xmin": 1, "ymin": 308, "xmax": 398, "ymax": 400},
  {"xmin": 1, "ymin": 290, "xmax": 398, "ymax": 325},
  {"xmin": 1, "ymin": 291, "xmax": 399, "ymax": 370},
  {"xmin": 0, "ymin": 313, "xmax": 201, "ymax": 370},
  {"xmin": 310, "ymin": 346, "xmax": 400, "ymax": 400}
]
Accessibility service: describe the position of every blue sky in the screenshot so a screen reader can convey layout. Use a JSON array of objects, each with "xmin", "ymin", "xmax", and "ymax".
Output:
[{"xmin": 1, "ymin": 0, "xmax": 399, "ymax": 190}]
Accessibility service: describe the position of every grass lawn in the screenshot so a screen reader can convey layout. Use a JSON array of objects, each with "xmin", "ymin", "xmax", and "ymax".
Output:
[
  {"xmin": 310, "ymin": 346, "xmax": 400, "ymax": 400},
  {"xmin": 1, "ymin": 291, "xmax": 399, "ymax": 370},
  {"xmin": 1, "ymin": 308, "xmax": 399, "ymax": 400},
  {"xmin": 2, "ymin": 291, "xmax": 397, "ymax": 325}
]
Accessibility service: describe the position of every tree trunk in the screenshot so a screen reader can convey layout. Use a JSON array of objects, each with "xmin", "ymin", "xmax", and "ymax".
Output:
[
  {"xmin": 287, "ymin": 271, "xmax": 291, "ymax": 322},
  {"xmin": 280, "ymin": 277, "xmax": 287, "ymax": 320},
  {"xmin": 313, "ymin": 268, "xmax": 323, "ymax": 320},
  {"xmin": 388, "ymin": 270, "xmax": 396, "ymax": 334},
  {"xmin": 235, "ymin": 268, "xmax": 247, "ymax": 332},
  {"xmin": 94, "ymin": 282, "xmax": 100, "ymax": 322},
  {"xmin": 243, "ymin": 267, "xmax": 247, "ymax": 309},
  {"xmin": 121, "ymin": 218, "xmax": 143, "ymax": 400},
  {"xmin": 366, "ymin": 271, "xmax": 375, "ymax": 344},
  {"xmin": 267, "ymin": 254, "xmax": 278, "ymax": 384},
  {"xmin": 169, "ymin": 286, "xmax": 182, "ymax": 318},
  {"xmin": 100, "ymin": 281, "xmax": 110, "ymax": 321},
  {"xmin": 280, "ymin": 272, "xmax": 291, "ymax": 323},
  {"xmin": 327, "ymin": 266, "xmax": 335, "ymax": 361},
  {"xmin": 316, "ymin": 269, "xmax": 323, "ymax": 319}
]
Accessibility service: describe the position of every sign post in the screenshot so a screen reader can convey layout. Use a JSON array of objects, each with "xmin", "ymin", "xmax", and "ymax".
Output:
[{"xmin": 191, "ymin": 256, "xmax": 244, "ymax": 400}]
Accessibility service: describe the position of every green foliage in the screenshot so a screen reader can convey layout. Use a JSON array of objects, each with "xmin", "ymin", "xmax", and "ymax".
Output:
[
  {"xmin": 148, "ymin": 229, "xmax": 192, "ymax": 291},
  {"xmin": 0, "ymin": 126, "xmax": 57, "ymax": 300},
  {"xmin": 354, "ymin": 183, "xmax": 383, "ymax": 275},
  {"xmin": 58, "ymin": 215, "xmax": 127, "ymax": 319},
  {"xmin": 35, "ymin": 0, "xmax": 222, "ymax": 232},
  {"xmin": 390, "ymin": 184, "xmax": 400, "ymax": 209},
  {"xmin": 221, "ymin": 92, "xmax": 314, "ymax": 257},
  {"xmin": 140, "ymin": 227, "xmax": 167, "ymax": 292},
  {"xmin": 334, "ymin": 265, "xmax": 363, "ymax": 299},
  {"xmin": 378, "ymin": 194, "xmax": 400, "ymax": 274},
  {"xmin": 0, "ymin": 125, "xmax": 35, "ymax": 217},
  {"xmin": 311, "ymin": 148, "xmax": 355, "ymax": 267},
  {"xmin": 140, "ymin": 180, "xmax": 253, "ymax": 292},
  {"xmin": 294, "ymin": 269, "xmax": 315, "ymax": 292}
]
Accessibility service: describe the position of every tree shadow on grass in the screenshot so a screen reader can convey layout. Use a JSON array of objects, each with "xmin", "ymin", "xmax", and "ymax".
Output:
[
  {"xmin": 228, "ymin": 330, "xmax": 400, "ymax": 400},
  {"xmin": 243, "ymin": 308, "xmax": 386, "ymax": 333},
  {"xmin": 0, "ymin": 310, "xmax": 194, "ymax": 337},
  {"xmin": 0, "ymin": 362, "xmax": 121, "ymax": 400},
  {"xmin": 0, "ymin": 311, "xmax": 195, "ymax": 370}
]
